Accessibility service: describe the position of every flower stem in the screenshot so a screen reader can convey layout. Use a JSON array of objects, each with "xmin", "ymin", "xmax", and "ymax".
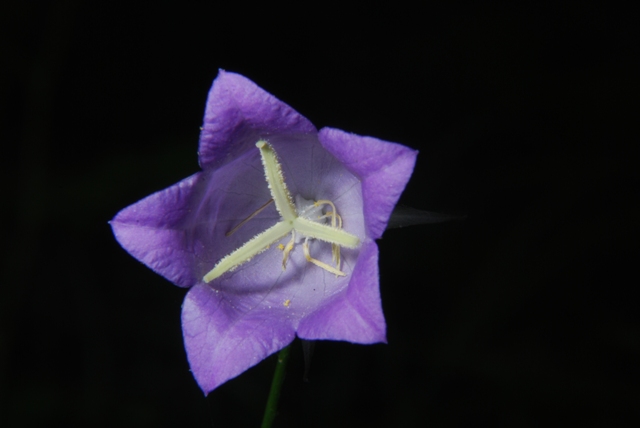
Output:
[{"xmin": 261, "ymin": 344, "xmax": 291, "ymax": 428}]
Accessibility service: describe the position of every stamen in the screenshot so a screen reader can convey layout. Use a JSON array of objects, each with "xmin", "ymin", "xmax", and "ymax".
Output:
[
  {"xmin": 314, "ymin": 200, "xmax": 338, "ymax": 228},
  {"xmin": 318, "ymin": 211, "xmax": 343, "ymax": 267},
  {"xmin": 302, "ymin": 238, "xmax": 346, "ymax": 277},
  {"xmin": 226, "ymin": 199, "xmax": 274, "ymax": 237},
  {"xmin": 282, "ymin": 231, "xmax": 295, "ymax": 270},
  {"xmin": 319, "ymin": 211, "xmax": 343, "ymax": 229}
]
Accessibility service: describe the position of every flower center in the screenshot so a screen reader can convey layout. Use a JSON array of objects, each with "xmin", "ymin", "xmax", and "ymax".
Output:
[{"xmin": 202, "ymin": 141, "xmax": 360, "ymax": 283}]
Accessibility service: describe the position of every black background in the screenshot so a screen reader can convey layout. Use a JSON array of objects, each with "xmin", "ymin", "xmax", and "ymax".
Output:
[{"xmin": 1, "ymin": 2, "xmax": 637, "ymax": 427}]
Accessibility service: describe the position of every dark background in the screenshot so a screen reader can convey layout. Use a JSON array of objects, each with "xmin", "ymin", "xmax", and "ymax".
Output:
[{"xmin": 1, "ymin": 2, "xmax": 637, "ymax": 427}]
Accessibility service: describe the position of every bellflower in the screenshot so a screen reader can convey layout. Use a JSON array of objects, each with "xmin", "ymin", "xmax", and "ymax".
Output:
[{"xmin": 110, "ymin": 71, "xmax": 417, "ymax": 394}]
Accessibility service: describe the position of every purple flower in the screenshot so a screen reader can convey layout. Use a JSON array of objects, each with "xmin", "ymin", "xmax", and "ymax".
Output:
[{"xmin": 110, "ymin": 71, "xmax": 417, "ymax": 394}]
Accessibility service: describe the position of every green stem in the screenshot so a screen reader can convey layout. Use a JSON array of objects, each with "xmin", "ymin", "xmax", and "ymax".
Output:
[{"xmin": 261, "ymin": 344, "xmax": 291, "ymax": 428}]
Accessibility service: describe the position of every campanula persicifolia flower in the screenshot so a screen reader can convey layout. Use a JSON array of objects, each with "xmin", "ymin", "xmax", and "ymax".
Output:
[{"xmin": 111, "ymin": 71, "xmax": 417, "ymax": 393}]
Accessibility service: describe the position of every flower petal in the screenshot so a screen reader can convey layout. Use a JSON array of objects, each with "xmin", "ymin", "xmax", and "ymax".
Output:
[
  {"xmin": 318, "ymin": 128, "xmax": 418, "ymax": 239},
  {"xmin": 198, "ymin": 71, "xmax": 316, "ymax": 170},
  {"xmin": 297, "ymin": 240, "xmax": 386, "ymax": 344},
  {"xmin": 182, "ymin": 282, "xmax": 296, "ymax": 394},
  {"xmin": 110, "ymin": 173, "xmax": 203, "ymax": 288}
]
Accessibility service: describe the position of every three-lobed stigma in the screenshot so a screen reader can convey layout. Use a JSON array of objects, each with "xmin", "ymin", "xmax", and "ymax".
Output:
[{"xmin": 203, "ymin": 141, "xmax": 360, "ymax": 283}]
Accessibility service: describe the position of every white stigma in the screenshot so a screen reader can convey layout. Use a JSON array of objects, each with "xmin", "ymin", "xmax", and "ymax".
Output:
[{"xmin": 203, "ymin": 141, "xmax": 359, "ymax": 283}]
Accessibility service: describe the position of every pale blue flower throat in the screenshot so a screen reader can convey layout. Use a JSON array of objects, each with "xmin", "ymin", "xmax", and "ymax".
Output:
[{"xmin": 203, "ymin": 140, "xmax": 360, "ymax": 283}]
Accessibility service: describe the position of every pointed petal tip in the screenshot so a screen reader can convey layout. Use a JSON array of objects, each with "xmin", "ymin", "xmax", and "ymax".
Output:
[
  {"xmin": 198, "ymin": 72, "xmax": 316, "ymax": 169},
  {"xmin": 296, "ymin": 241, "xmax": 387, "ymax": 344},
  {"xmin": 182, "ymin": 283, "xmax": 297, "ymax": 394},
  {"xmin": 317, "ymin": 128, "xmax": 418, "ymax": 238}
]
